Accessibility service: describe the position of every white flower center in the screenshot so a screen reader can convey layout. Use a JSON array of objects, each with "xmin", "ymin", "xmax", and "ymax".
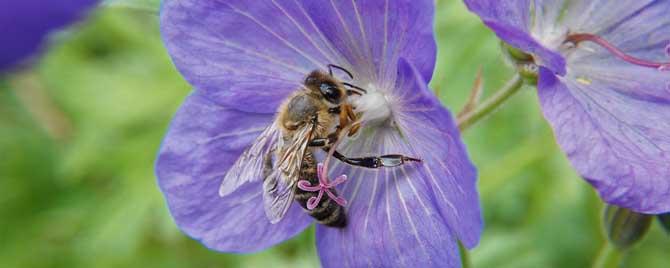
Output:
[
  {"xmin": 532, "ymin": 25, "xmax": 569, "ymax": 51},
  {"xmin": 352, "ymin": 83, "xmax": 392, "ymax": 127}
]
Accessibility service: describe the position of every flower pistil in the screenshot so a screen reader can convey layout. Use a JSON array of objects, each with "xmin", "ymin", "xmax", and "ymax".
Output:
[
  {"xmin": 565, "ymin": 33, "xmax": 670, "ymax": 71},
  {"xmin": 297, "ymin": 163, "xmax": 348, "ymax": 210}
]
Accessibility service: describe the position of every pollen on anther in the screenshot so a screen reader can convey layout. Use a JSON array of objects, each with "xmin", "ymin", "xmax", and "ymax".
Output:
[{"xmin": 576, "ymin": 76, "xmax": 592, "ymax": 85}]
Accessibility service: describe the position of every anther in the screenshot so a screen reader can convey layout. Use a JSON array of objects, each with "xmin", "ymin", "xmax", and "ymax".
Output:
[{"xmin": 565, "ymin": 33, "xmax": 670, "ymax": 71}]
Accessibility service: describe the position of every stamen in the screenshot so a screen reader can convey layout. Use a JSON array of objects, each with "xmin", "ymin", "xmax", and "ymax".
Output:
[
  {"xmin": 565, "ymin": 33, "xmax": 670, "ymax": 71},
  {"xmin": 297, "ymin": 163, "xmax": 348, "ymax": 210}
]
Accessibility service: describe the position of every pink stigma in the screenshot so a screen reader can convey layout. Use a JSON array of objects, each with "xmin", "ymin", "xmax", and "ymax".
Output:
[
  {"xmin": 565, "ymin": 33, "xmax": 670, "ymax": 71},
  {"xmin": 297, "ymin": 163, "xmax": 348, "ymax": 210}
]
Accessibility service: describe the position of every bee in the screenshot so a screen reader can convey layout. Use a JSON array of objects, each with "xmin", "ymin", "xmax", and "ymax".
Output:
[{"xmin": 220, "ymin": 65, "xmax": 420, "ymax": 228}]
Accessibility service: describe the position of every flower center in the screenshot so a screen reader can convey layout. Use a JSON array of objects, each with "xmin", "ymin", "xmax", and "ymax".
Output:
[
  {"xmin": 352, "ymin": 83, "xmax": 393, "ymax": 126},
  {"xmin": 563, "ymin": 33, "xmax": 670, "ymax": 71}
]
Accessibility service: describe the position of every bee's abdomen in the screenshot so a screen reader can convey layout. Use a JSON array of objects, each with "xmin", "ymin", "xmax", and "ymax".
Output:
[{"xmin": 295, "ymin": 152, "xmax": 347, "ymax": 228}]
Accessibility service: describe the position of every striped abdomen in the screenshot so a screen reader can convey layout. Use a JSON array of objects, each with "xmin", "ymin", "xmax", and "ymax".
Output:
[{"xmin": 294, "ymin": 151, "xmax": 347, "ymax": 228}]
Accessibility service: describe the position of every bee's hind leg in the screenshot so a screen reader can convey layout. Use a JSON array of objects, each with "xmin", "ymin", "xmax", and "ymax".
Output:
[
  {"xmin": 330, "ymin": 150, "xmax": 421, "ymax": 169},
  {"xmin": 308, "ymin": 134, "xmax": 338, "ymax": 147},
  {"xmin": 308, "ymin": 129, "xmax": 419, "ymax": 169}
]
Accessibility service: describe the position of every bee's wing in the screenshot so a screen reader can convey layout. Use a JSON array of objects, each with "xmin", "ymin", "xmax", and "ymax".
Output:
[
  {"xmin": 263, "ymin": 121, "xmax": 315, "ymax": 224},
  {"xmin": 219, "ymin": 122, "xmax": 280, "ymax": 197}
]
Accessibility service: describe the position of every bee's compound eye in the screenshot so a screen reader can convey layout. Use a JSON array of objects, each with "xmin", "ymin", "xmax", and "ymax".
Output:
[{"xmin": 320, "ymin": 83, "xmax": 341, "ymax": 104}]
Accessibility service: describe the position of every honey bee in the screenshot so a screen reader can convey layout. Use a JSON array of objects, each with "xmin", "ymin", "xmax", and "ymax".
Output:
[{"xmin": 219, "ymin": 65, "xmax": 420, "ymax": 228}]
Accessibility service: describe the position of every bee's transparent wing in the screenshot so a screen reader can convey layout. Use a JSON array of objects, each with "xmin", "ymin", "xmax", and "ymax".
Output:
[
  {"xmin": 219, "ymin": 122, "xmax": 280, "ymax": 197},
  {"xmin": 263, "ymin": 122, "xmax": 314, "ymax": 224}
]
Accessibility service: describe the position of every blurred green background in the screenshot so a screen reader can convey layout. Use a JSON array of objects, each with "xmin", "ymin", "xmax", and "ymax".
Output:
[{"xmin": 1, "ymin": 0, "xmax": 668, "ymax": 267}]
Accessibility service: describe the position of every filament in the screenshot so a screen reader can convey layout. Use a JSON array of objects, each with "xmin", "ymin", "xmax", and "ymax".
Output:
[{"xmin": 565, "ymin": 33, "xmax": 670, "ymax": 70}]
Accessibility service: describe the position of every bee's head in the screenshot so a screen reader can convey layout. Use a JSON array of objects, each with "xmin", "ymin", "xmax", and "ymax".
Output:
[{"xmin": 304, "ymin": 70, "xmax": 344, "ymax": 105}]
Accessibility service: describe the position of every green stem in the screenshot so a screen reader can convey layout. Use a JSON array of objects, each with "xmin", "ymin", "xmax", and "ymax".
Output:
[
  {"xmin": 457, "ymin": 74, "xmax": 524, "ymax": 131},
  {"xmin": 102, "ymin": 1, "xmax": 159, "ymax": 15},
  {"xmin": 458, "ymin": 241, "xmax": 472, "ymax": 268},
  {"xmin": 592, "ymin": 243, "xmax": 624, "ymax": 268}
]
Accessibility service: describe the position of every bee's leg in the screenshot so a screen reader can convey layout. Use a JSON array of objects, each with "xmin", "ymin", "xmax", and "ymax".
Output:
[
  {"xmin": 310, "ymin": 139, "xmax": 420, "ymax": 168},
  {"xmin": 330, "ymin": 151, "xmax": 421, "ymax": 169},
  {"xmin": 308, "ymin": 133, "xmax": 338, "ymax": 147},
  {"xmin": 309, "ymin": 126, "xmax": 419, "ymax": 168},
  {"xmin": 341, "ymin": 104, "xmax": 360, "ymax": 136},
  {"xmin": 327, "ymin": 105, "xmax": 353, "ymax": 138}
]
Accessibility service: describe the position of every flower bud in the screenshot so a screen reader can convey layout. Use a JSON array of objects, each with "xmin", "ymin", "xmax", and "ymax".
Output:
[
  {"xmin": 500, "ymin": 42, "xmax": 538, "ymax": 84},
  {"xmin": 603, "ymin": 205, "xmax": 653, "ymax": 250},
  {"xmin": 658, "ymin": 213, "xmax": 670, "ymax": 234},
  {"xmin": 501, "ymin": 42, "xmax": 533, "ymax": 62},
  {"xmin": 517, "ymin": 62, "xmax": 539, "ymax": 85}
]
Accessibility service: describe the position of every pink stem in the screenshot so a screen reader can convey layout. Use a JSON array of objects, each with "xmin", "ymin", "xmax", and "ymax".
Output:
[
  {"xmin": 331, "ymin": 174, "xmax": 347, "ymax": 185},
  {"xmin": 297, "ymin": 180, "xmax": 321, "ymax": 192},
  {"xmin": 321, "ymin": 124, "xmax": 353, "ymax": 180},
  {"xmin": 325, "ymin": 190, "xmax": 348, "ymax": 206},
  {"xmin": 566, "ymin": 33, "xmax": 670, "ymax": 70},
  {"xmin": 307, "ymin": 190, "xmax": 324, "ymax": 210}
]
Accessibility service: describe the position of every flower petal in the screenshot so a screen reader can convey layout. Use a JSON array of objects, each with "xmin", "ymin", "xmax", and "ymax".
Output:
[
  {"xmin": 393, "ymin": 59, "xmax": 483, "ymax": 248},
  {"xmin": 301, "ymin": 0, "xmax": 437, "ymax": 84},
  {"xmin": 463, "ymin": 0, "xmax": 566, "ymax": 75},
  {"xmin": 156, "ymin": 93, "xmax": 312, "ymax": 252},
  {"xmin": 315, "ymin": 59, "xmax": 481, "ymax": 267},
  {"xmin": 0, "ymin": 0, "xmax": 96, "ymax": 72},
  {"xmin": 463, "ymin": 0, "xmax": 531, "ymax": 31},
  {"xmin": 565, "ymin": 1, "xmax": 670, "ymax": 68},
  {"xmin": 556, "ymin": 0, "xmax": 667, "ymax": 40},
  {"xmin": 160, "ymin": 0, "xmax": 437, "ymax": 112},
  {"xmin": 537, "ymin": 66, "xmax": 670, "ymax": 213}
]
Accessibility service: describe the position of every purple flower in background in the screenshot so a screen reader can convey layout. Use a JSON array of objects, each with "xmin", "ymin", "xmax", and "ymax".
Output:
[
  {"xmin": 157, "ymin": 0, "xmax": 482, "ymax": 267},
  {"xmin": 465, "ymin": 0, "xmax": 670, "ymax": 213},
  {"xmin": 0, "ymin": 0, "xmax": 97, "ymax": 72}
]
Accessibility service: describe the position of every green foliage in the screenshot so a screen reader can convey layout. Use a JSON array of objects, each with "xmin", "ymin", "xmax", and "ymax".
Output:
[{"xmin": 1, "ymin": 1, "xmax": 668, "ymax": 267}]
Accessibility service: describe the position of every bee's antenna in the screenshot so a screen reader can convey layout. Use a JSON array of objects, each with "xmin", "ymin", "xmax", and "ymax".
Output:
[
  {"xmin": 343, "ymin": 82, "xmax": 368, "ymax": 95},
  {"xmin": 327, "ymin": 64, "xmax": 354, "ymax": 79}
]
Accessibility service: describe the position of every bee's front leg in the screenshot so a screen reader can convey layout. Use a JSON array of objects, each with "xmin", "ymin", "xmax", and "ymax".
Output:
[{"xmin": 341, "ymin": 104, "xmax": 360, "ymax": 137}]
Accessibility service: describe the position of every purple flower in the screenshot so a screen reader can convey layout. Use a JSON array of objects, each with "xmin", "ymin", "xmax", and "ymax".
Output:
[
  {"xmin": 157, "ymin": 0, "xmax": 482, "ymax": 266},
  {"xmin": 464, "ymin": 0, "xmax": 670, "ymax": 213},
  {"xmin": 0, "ymin": 0, "xmax": 97, "ymax": 72}
]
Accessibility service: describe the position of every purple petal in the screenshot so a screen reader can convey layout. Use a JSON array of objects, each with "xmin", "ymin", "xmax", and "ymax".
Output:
[
  {"xmin": 160, "ymin": 0, "xmax": 436, "ymax": 112},
  {"xmin": 567, "ymin": 1, "xmax": 670, "ymax": 67},
  {"xmin": 528, "ymin": 1, "xmax": 670, "ymax": 75},
  {"xmin": 0, "ymin": 0, "xmax": 96, "ymax": 72},
  {"xmin": 300, "ymin": 0, "xmax": 437, "ymax": 83},
  {"xmin": 316, "ymin": 59, "xmax": 481, "ymax": 267},
  {"xmin": 463, "ymin": 0, "xmax": 566, "ymax": 75},
  {"xmin": 537, "ymin": 66, "xmax": 670, "ymax": 213},
  {"xmin": 552, "ymin": 1, "xmax": 667, "ymax": 40},
  {"xmin": 463, "ymin": 0, "xmax": 530, "ymax": 31},
  {"xmin": 156, "ymin": 93, "xmax": 312, "ymax": 252}
]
